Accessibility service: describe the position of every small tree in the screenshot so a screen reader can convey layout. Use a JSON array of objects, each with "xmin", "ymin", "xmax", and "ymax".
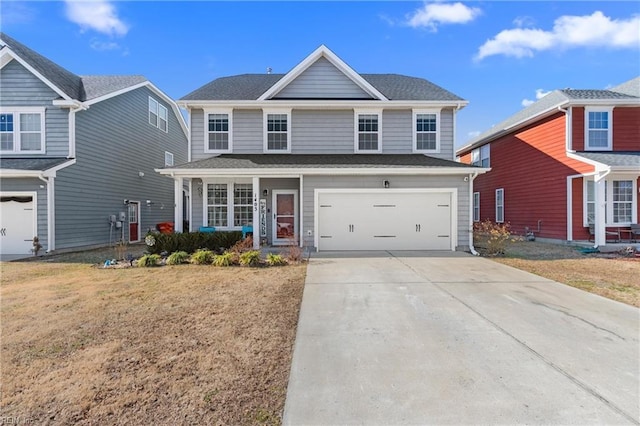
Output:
[
  {"xmin": 474, "ymin": 220, "xmax": 512, "ymax": 256},
  {"xmin": 32, "ymin": 236, "xmax": 43, "ymax": 256}
]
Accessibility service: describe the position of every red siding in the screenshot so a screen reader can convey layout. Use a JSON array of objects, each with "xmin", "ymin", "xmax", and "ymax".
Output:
[
  {"xmin": 571, "ymin": 106, "xmax": 640, "ymax": 151},
  {"xmin": 472, "ymin": 112, "xmax": 595, "ymax": 240},
  {"xmin": 571, "ymin": 178, "xmax": 589, "ymax": 241}
]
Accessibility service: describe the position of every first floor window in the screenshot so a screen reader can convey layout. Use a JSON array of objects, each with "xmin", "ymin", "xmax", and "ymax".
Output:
[
  {"xmin": 206, "ymin": 182, "xmax": 253, "ymax": 228},
  {"xmin": 473, "ymin": 192, "xmax": 480, "ymax": 222},
  {"xmin": 612, "ymin": 180, "xmax": 633, "ymax": 223},
  {"xmin": 207, "ymin": 184, "xmax": 228, "ymax": 227},
  {"xmin": 0, "ymin": 110, "xmax": 44, "ymax": 153},
  {"xmin": 495, "ymin": 188, "xmax": 504, "ymax": 223},
  {"xmin": 233, "ymin": 184, "xmax": 253, "ymax": 226},
  {"xmin": 584, "ymin": 178, "xmax": 635, "ymax": 225}
]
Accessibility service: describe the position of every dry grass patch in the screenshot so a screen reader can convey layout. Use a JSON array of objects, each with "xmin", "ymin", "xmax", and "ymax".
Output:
[
  {"xmin": 1, "ymin": 260, "xmax": 306, "ymax": 425},
  {"xmin": 488, "ymin": 241, "xmax": 640, "ymax": 307}
]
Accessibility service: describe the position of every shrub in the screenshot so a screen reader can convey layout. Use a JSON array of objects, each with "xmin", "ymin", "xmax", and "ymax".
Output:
[
  {"xmin": 136, "ymin": 254, "xmax": 162, "ymax": 267},
  {"xmin": 213, "ymin": 251, "xmax": 236, "ymax": 267},
  {"xmin": 166, "ymin": 251, "xmax": 190, "ymax": 265},
  {"xmin": 145, "ymin": 231, "xmax": 243, "ymax": 255},
  {"xmin": 474, "ymin": 220, "xmax": 513, "ymax": 256},
  {"xmin": 284, "ymin": 237, "xmax": 304, "ymax": 262},
  {"xmin": 191, "ymin": 249, "xmax": 215, "ymax": 265},
  {"xmin": 266, "ymin": 253, "xmax": 287, "ymax": 266},
  {"xmin": 239, "ymin": 250, "xmax": 262, "ymax": 267},
  {"xmin": 229, "ymin": 236, "xmax": 254, "ymax": 254}
]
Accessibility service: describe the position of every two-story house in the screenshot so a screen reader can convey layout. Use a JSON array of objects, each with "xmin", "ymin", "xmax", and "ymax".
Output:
[
  {"xmin": 0, "ymin": 33, "xmax": 189, "ymax": 256},
  {"xmin": 158, "ymin": 46, "xmax": 488, "ymax": 252},
  {"xmin": 456, "ymin": 77, "xmax": 640, "ymax": 247}
]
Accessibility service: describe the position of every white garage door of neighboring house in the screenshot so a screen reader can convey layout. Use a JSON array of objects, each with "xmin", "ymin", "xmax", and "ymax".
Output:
[
  {"xmin": 0, "ymin": 194, "xmax": 36, "ymax": 255},
  {"xmin": 317, "ymin": 190, "xmax": 455, "ymax": 251}
]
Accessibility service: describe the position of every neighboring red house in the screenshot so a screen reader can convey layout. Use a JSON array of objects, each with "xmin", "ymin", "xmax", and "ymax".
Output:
[{"xmin": 456, "ymin": 77, "xmax": 640, "ymax": 248}]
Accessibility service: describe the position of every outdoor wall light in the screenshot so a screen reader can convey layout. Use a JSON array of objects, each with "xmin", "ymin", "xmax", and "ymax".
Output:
[
  {"xmin": 138, "ymin": 171, "xmax": 145, "ymax": 177},
  {"xmin": 262, "ymin": 189, "xmax": 269, "ymax": 197},
  {"xmin": 383, "ymin": 180, "xmax": 390, "ymax": 188}
]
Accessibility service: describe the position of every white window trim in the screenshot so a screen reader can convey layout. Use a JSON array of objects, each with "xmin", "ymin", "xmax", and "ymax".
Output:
[
  {"xmin": 412, "ymin": 108, "xmax": 441, "ymax": 153},
  {"xmin": 354, "ymin": 109, "xmax": 382, "ymax": 153},
  {"xmin": 0, "ymin": 107, "xmax": 46, "ymax": 154},
  {"xmin": 495, "ymin": 188, "xmax": 504, "ymax": 223},
  {"xmin": 584, "ymin": 176, "xmax": 637, "ymax": 226},
  {"xmin": 148, "ymin": 96, "xmax": 168, "ymax": 133},
  {"xmin": 164, "ymin": 151, "xmax": 174, "ymax": 167},
  {"xmin": 473, "ymin": 192, "xmax": 480, "ymax": 222},
  {"xmin": 205, "ymin": 108, "xmax": 233, "ymax": 153},
  {"xmin": 202, "ymin": 178, "xmax": 253, "ymax": 230},
  {"xmin": 471, "ymin": 145, "xmax": 490, "ymax": 167},
  {"xmin": 263, "ymin": 108, "xmax": 292, "ymax": 153},
  {"xmin": 584, "ymin": 106, "xmax": 613, "ymax": 151}
]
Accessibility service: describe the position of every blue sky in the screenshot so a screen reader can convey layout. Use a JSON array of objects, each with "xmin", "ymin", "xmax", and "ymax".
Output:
[{"xmin": 2, "ymin": 1, "xmax": 639, "ymax": 148}]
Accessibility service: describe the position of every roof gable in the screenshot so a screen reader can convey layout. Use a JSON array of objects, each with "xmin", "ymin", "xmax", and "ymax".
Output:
[
  {"xmin": 258, "ymin": 45, "xmax": 387, "ymax": 101},
  {"xmin": 273, "ymin": 56, "xmax": 373, "ymax": 99}
]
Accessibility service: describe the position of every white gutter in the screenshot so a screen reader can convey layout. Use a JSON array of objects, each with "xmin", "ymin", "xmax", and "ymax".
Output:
[
  {"xmin": 178, "ymin": 99, "xmax": 470, "ymax": 110},
  {"xmin": 468, "ymin": 171, "xmax": 480, "ymax": 256},
  {"xmin": 557, "ymin": 105, "xmax": 571, "ymax": 152},
  {"xmin": 37, "ymin": 175, "xmax": 55, "ymax": 252},
  {"xmin": 155, "ymin": 166, "xmax": 491, "ymax": 178}
]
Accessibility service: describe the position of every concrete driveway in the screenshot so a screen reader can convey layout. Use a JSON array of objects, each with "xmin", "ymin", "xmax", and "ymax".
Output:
[{"xmin": 283, "ymin": 251, "xmax": 639, "ymax": 425}]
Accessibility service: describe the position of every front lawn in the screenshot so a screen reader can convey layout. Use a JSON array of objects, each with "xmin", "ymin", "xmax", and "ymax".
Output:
[
  {"xmin": 487, "ymin": 241, "xmax": 640, "ymax": 307},
  {"xmin": 1, "ymin": 258, "xmax": 306, "ymax": 425}
]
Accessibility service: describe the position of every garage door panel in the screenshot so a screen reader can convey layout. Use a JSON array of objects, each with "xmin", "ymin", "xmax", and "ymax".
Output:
[
  {"xmin": 318, "ymin": 191, "xmax": 452, "ymax": 251},
  {"xmin": 0, "ymin": 197, "xmax": 35, "ymax": 255}
]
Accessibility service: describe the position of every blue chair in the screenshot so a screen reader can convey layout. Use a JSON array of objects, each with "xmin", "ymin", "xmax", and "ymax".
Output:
[
  {"xmin": 198, "ymin": 226, "xmax": 216, "ymax": 233},
  {"xmin": 242, "ymin": 225, "xmax": 253, "ymax": 239}
]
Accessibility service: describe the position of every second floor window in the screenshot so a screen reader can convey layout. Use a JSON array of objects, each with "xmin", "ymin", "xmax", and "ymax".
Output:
[
  {"xmin": 149, "ymin": 97, "xmax": 168, "ymax": 132},
  {"xmin": 472, "ymin": 145, "xmax": 490, "ymax": 167},
  {"xmin": 414, "ymin": 110, "xmax": 439, "ymax": 152},
  {"xmin": 585, "ymin": 108, "xmax": 612, "ymax": 150},
  {"xmin": 355, "ymin": 110, "xmax": 381, "ymax": 152},
  {"xmin": 264, "ymin": 110, "xmax": 290, "ymax": 152},
  {"xmin": 207, "ymin": 112, "xmax": 231, "ymax": 152},
  {"xmin": 0, "ymin": 110, "xmax": 45, "ymax": 153}
]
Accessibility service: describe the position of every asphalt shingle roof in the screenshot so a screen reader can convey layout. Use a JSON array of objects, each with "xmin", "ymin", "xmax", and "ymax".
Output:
[
  {"xmin": 0, "ymin": 157, "xmax": 72, "ymax": 171},
  {"xmin": 0, "ymin": 32, "xmax": 149, "ymax": 102},
  {"xmin": 180, "ymin": 74, "xmax": 464, "ymax": 101},
  {"xmin": 573, "ymin": 152, "xmax": 640, "ymax": 169},
  {"xmin": 168, "ymin": 154, "xmax": 475, "ymax": 170}
]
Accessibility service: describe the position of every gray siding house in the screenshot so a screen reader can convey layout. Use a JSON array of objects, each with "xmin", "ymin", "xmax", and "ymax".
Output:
[
  {"xmin": 0, "ymin": 33, "xmax": 189, "ymax": 255},
  {"xmin": 159, "ymin": 46, "xmax": 487, "ymax": 252}
]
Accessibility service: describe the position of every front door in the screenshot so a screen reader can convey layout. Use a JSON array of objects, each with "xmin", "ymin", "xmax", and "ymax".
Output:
[
  {"xmin": 128, "ymin": 201, "xmax": 140, "ymax": 243},
  {"xmin": 272, "ymin": 190, "xmax": 298, "ymax": 245}
]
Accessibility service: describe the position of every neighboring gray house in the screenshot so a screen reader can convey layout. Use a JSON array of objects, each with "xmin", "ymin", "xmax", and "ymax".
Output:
[
  {"xmin": 0, "ymin": 33, "xmax": 189, "ymax": 255},
  {"xmin": 159, "ymin": 46, "xmax": 488, "ymax": 251}
]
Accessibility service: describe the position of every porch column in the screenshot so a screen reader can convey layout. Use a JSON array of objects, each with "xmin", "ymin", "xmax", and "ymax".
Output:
[
  {"xmin": 174, "ymin": 177, "xmax": 183, "ymax": 233},
  {"xmin": 252, "ymin": 176, "xmax": 260, "ymax": 249},
  {"xmin": 594, "ymin": 174, "xmax": 607, "ymax": 247}
]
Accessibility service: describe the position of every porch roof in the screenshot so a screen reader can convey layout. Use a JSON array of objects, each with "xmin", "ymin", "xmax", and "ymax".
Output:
[
  {"xmin": 168, "ymin": 154, "xmax": 478, "ymax": 170},
  {"xmin": 574, "ymin": 151, "xmax": 640, "ymax": 170},
  {"xmin": 0, "ymin": 157, "xmax": 71, "ymax": 171}
]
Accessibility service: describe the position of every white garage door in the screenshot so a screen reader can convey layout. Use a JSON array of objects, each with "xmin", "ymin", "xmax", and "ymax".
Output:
[
  {"xmin": 317, "ymin": 190, "xmax": 453, "ymax": 251},
  {"xmin": 0, "ymin": 195, "xmax": 36, "ymax": 255}
]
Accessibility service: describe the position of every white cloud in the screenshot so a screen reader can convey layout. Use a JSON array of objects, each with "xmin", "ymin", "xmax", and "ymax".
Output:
[
  {"xmin": 1, "ymin": 2, "xmax": 36, "ymax": 26},
  {"xmin": 407, "ymin": 1, "xmax": 481, "ymax": 31},
  {"xmin": 90, "ymin": 39, "xmax": 120, "ymax": 51},
  {"xmin": 476, "ymin": 11, "xmax": 640, "ymax": 61},
  {"xmin": 468, "ymin": 130, "xmax": 481, "ymax": 139},
  {"xmin": 521, "ymin": 89, "xmax": 552, "ymax": 107},
  {"xmin": 64, "ymin": 0, "xmax": 129, "ymax": 37}
]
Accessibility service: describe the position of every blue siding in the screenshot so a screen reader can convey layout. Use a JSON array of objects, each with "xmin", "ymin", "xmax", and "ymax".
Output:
[
  {"xmin": 0, "ymin": 59, "xmax": 69, "ymax": 157},
  {"xmin": 54, "ymin": 86, "xmax": 188, "ymax": 249}
]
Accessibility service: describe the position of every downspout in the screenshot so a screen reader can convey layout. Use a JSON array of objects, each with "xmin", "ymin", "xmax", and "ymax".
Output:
[
  {"xmin": 468, "ymin": 171, "xmax": 479, "ymax": 256},
  {"xmin": 38, "ymin": 175, "xmax": 55, "ymax": 252},
  {"xmin": 593, "ymin": 168, "xmax": 611, "ymax": 248},
  {"xmin": 68, "ymin": 103, "xmax": 88, "ymax": 159},
  {"xmin": 557, "ymin": 105, "xmax": 571, "ymax": 152}
]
